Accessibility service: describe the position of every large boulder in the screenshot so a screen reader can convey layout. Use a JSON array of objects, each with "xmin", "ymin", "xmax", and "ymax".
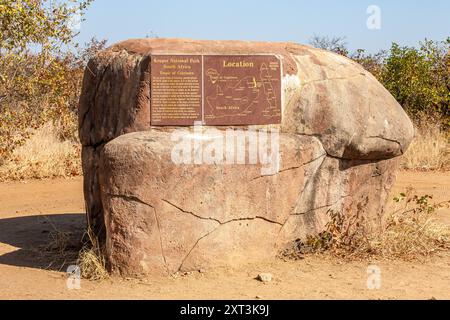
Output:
[
  {"xmin": 99, "ymin": 130, "xmax": 326, "ymax": 275},
  {"xmin": 78, "ymin": 39, "xmax": 414, "ymax": 276}
]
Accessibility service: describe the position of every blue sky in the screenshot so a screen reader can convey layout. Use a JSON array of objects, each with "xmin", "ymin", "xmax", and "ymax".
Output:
[{"xmin": 77, "ymin": 0, "xmax": 449, "ymax": 53}]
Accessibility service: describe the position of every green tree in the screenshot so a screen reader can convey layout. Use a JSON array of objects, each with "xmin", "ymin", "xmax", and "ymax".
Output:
[
  {"xmin": 0, "ymin": 0, "xmax": 91, "ymax": 52},
  {"xmin": 308, "ymin": 35, "xmax": 449, "ymax": 127},
  {"xmin": 350, "ymin": 49, "xmax": 386, "ymax": 79},
  {"xmin": 0, "ymin": 0, "xmax": 93, "ymax": 160},
  {"xmin": 380, "ymin": 39, "xmax": 449, "ymax": 124}
]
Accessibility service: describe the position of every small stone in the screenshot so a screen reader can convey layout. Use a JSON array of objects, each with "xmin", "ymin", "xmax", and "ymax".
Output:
[
  {"xmin": 256, "ymin": 295, "xmax": 263, "ymax": 300},
  {"xmin": 257, "ymin": 273, "xmax": 272, "ymax": 283}
]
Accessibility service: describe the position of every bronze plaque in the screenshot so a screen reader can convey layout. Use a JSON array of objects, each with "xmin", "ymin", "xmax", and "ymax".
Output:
[
  {"xmin": 203, "ymin": 55, "xmax": 281, "ymax": 125},
  {"xmin": 151, "ymin": 55, "xmax": 202, "ymax": 126},
  {"xmin": 150, "ymin": 55, "xmax": 282, "ymax": 126}
]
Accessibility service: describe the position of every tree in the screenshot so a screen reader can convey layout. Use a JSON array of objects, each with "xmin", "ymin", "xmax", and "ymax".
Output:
[
  {"xmin": 309, "ymin": 35, "xmax": 349, "ymax": 56},
  {"xmin": 308, "ymin": 35, "xmax": 449, "ymax": 127},
  {"xmin": 380, "ymin": 39, "xmax": 449, "ymax": 124},
  {"xmin": 350, "ymin": 49, "xmax": 386, "ymax": 79},
  {"xmin": 0, "ymin": 0, "xmax": 91, "ymax": 52},
  {"xmin": 0, "ymin": 0, "xmax": 94, "ymax": 160}
]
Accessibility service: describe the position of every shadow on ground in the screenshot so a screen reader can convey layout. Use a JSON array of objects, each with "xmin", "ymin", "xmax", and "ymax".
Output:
[{"xmin": 0, "ymin": 213, "xmax": 86, "ymax": 272}]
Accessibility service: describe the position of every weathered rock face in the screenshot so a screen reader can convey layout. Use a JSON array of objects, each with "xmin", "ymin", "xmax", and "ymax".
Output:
[
  {"xmin": 99, "ymin": 130, "xmax": 326, "ymax": 275},
  {"xmin": 79, "ymin": 38, "xmax": 414, "ymax": 276}
]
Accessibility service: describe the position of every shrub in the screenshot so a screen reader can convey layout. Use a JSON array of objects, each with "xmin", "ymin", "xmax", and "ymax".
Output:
[
  {"xmin": 309, "ymin": 35, "xmax": 450, "ymax": 129},
  {"xmin": 0, "ymin": 0, "xmax": 97, "ymax": 163},
  {"xmin": 282, "ymin": 190, "xmax": 450, "ymax": 261},
  {"xmin": 380, "ymin": 39, "xmax": 450, "ymax": 126}
]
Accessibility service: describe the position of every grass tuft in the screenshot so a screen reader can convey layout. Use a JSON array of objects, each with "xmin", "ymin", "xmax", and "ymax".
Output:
[{"xmin": 76, "ymin": 228, "xmax": 109, "ymax": 281}]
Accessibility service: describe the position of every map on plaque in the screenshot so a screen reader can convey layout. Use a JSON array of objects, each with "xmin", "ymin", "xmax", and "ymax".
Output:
[{"xmin": 150, "ymin": 54, "xmax": 282, "ymax": 126}]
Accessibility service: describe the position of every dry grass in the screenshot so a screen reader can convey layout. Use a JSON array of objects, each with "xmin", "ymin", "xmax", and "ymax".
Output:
[
  {"xmin": 402, "ymin": 118, "xmax": 450, "ymax": 171},
  {"xmin": 376, "ymin": 191, "xmax": 450, "ymax": 259},
  {"xmin": 37, "ymin": 215, "xmax": 81, "ymax": 271},
  {"xmin": 284, "ymin": 189, "xmax": 450, "ymax": 261},
  {"xmin": 38, "ymin": 216, "xmax": 108, "ymax": 279},
  {"xmin": 77, "ymin": 228, "xmax": 109, "ymax": 281},
  {"xmin": 0, "ymin": 123, "xmax": 81, "ymax": 181},
  {"xmin": 46, "ymin": 227, "xmax": 71, "ymax": 256}
]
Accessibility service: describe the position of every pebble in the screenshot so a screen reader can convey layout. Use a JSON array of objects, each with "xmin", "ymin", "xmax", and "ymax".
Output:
[{"xmin": 257, "ymin": 273, "xmax": 273, "ymax": 283}]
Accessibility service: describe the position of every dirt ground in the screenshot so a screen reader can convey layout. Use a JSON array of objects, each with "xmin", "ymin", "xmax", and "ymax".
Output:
[{"xmin": 0, "ymin": 171, "xmax": 449, "ymax": 300}]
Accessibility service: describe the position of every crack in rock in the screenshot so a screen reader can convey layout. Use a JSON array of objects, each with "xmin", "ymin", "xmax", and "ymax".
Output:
[
  {"xmin": 176, "ymin": 226, "xmax": 219, "ymax": 272},
  {"xmin": 367, "ymin": 135, "xmax": 404, "ymax": 154},
  {"xmin": 290, "ymin": 154, "xmax": 327, "ymax": 213},
  {"xmin": 251, "ymin": 153, "xmax": 326, "ymax": 181},
  {"xmin": 277, "ymin": 194, "xmax": 351, "ymax": 241},
  {"xmin": 291, "ymin": 195, "xmax": 351, "ymax": 216},
  {"xmin": 162, "ymin": 199, "xmax": 221, "ymax": 224},
  {"xmin": 163, "ymin": 199, "xmax": 285, "ymax": 272},
  {"xmin": 109, "ymin": 194, "xmax": 284, "ymax": 274},
  {"xmin": 81, "ymin": 65, "xmax": 109, "ymax": 136},
  {"xmin": 108, "ymin": 194, "xmax": 169, "ymax": 273},
  {"xmin": 177, "ymin": 216, "xmax": 283, "ymax": 272},
  {"xmin": 150, "ymin": 206, "xmax": 169, "ymax": 275},
  {"xmin": 163, "ymin": 199, "xmax": 283, "ymax": 226}
]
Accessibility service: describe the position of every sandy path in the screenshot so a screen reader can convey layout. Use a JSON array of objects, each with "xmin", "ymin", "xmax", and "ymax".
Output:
[{"xmin": 0, "ymin": 171, "xmax": 449, "ymax": 300}]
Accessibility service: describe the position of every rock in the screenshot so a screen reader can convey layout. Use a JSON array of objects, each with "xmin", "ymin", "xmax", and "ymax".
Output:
[
  {"xmin": 78, "ymin": 38, "xmax": 414, "ymax": 277},
  {"xmin": 79, "ymin": 39, "xmax": 413, "ymax": 156},
  {"xmin": 81, "ymin": 145, "xmax": 105, "ymax": 241},
  {"xmin": 257, "ymin": 273, "xmax": 273, "ymax": 283},
  {"xmin": 99, "ymin": 130, "xmax": 325, "ymax": 276}
]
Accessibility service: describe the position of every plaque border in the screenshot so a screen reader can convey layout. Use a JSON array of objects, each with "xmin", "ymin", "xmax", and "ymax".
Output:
[{"xmin": 150, "ymin": 54, "xmax": 283, "ymax": 126}]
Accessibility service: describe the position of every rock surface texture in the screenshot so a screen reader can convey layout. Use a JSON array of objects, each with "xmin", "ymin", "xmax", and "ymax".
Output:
[{"xmin": 79, "ymin": 39, "xmax": 414, "ymax": 276}]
